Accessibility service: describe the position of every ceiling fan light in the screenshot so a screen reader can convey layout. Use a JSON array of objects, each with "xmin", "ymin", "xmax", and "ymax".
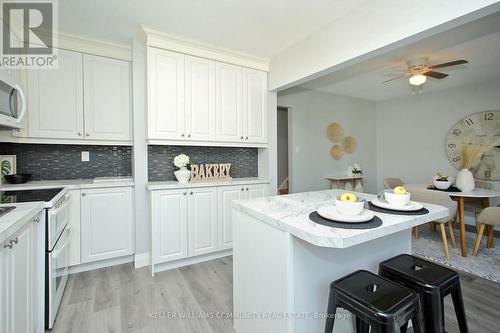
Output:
[{"xmin": 409, "ymin": 74, "xmax": 427, "ymax": 86}]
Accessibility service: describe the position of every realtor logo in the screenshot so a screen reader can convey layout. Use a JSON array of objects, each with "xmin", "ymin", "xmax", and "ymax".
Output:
[{"xmin": 1, "ymin": 0, "xmax": 58, "ymax": 68}]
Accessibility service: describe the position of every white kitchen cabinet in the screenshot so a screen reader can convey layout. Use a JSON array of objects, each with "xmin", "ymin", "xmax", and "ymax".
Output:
[
  {"xmin": 147, "ymin": 47, "xmax": 185, "ymax": 140},
  {"xmin": 245, "ymin": 183, "xmax": 268, "ymax": 199},
  {"xmin": 67, "ymin": 189, "xmax": 81, "ymax": 267},
  {"xmin": 28, "ymin": 49, "xmax": 84, "ymax": 139},
  {"xmin": 187, "ymin": 187, "xmax": 217, "ymax": 256},
  {"xmin": 243, "ymin": 69, "xmax": 267, "ymax": 143},
  {"xmin": 151, "ymin": 189, "xmax": 188, "ymax": 264},
  {"xmin": 217, "ymin": 185, "xmax": 244, "ymax": 250},
  {"xmin": 185, "ymin": 56, "xmax": 216, "ymax": 141},
  {"xmin": 83, "ymin": 54, "xmax": 131, "ymax": 141},
  {"xmin": 216, "ymin": 63, "xmax": 244, "ymax": 142},
  {"xmin": 81, "ymin": 187, "xmax": 134, "ymax": 263},
  {"xmin": 0, "ymin": 215, "xmax": 40, "ymax": 333}
]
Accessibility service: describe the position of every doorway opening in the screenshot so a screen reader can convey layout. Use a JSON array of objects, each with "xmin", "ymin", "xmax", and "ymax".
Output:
[{"xmin": 277, "ymin": 106, "xmax": 289, "ymax": 195}]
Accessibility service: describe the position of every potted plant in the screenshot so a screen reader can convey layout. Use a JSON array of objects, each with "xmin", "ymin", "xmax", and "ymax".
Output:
[{"xmin": 173, "ymin": 154, "xmax": 191, "ymax": 184}]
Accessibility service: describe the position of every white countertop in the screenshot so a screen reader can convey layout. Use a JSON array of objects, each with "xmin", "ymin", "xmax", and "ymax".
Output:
[
  {"xmin": 146, "ymin": 177, "xmax": 270, "ymax": 190},
  {"xmin": 0, "ymin": 177, "xmax": 135, "ymax": 191},
  {"xmin": 405, "ymin": 184, "xmax": 500, "ymax": 198},
  {"xmin": 232, "ymin": 189, "xmax": 449, "ymax": 248},
  {"xmin": 0, "ymin": 202, "xmax": 45, "ymax": 244}
]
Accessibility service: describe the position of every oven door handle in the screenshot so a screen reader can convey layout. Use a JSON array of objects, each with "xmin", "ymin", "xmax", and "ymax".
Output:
[{"xmin": 52, "ymin": 226, "xmax": 72, "ymax": 257}]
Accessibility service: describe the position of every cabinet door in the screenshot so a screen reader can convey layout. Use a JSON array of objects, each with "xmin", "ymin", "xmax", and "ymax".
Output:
[
  {"xmin": 28, "ymin": 49, "xmax": 84, "ymax": 139},
  {"xmin": 147, "ymin": 48, "xmax": 185, "ymax": 140},
  {"xmin": 151, "ymin": 189, "xmax": 188, "ymax": 264},
  {"xmin": 187, "ymin": 187, "xmax": 217, "ymax": 256},
  {"xmin": 185, "ymin": 56, "xmax": 216, "ymax": 141},
  {"xmin": 244, "ymin": 69, "xmax": 267, "ymax": 143},
  {"xmin": 218, "ymin": 186, "xmax": 244, "ymax": 250},
  {"xmin": 67, "ymin": 189, "xmax": 81, "ymax": 266},
  {"xmin": 81, "ymin": 187, "xmax": 134, "ymax": 263},
  {"xmin": 245, "ymin": 184, "xmax": 269, "ymax": 199},
  {"xmin": 216, "ymin": 63, "xmax": 244, "ymax": 142},
  {"xmin": 83, "ymin": 54, "xmax": 131, "ymax": 141},
  {"xmin": 3, "ymin": 221, "xmax": 34, "ymax": 333}
]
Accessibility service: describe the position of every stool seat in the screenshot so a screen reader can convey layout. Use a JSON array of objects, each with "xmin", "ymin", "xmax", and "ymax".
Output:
[
  {"xmin": 325, "ymin": 270, "xmax": 424, "ymax": 333},
  {"xmin": 379, "ymin": 254, "xmax": 469, "ymax": 333}
]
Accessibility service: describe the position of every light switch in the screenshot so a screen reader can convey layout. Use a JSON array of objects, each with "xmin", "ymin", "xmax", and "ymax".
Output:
[{"xmin": 81, "ymin": 151, "xmax": 90, "ymax": 162}]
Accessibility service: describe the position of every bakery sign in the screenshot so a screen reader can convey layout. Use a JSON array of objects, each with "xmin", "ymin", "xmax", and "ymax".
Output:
[{"xmin": 190, "ymin": 163, "xmax": 232, "ymax": 182}]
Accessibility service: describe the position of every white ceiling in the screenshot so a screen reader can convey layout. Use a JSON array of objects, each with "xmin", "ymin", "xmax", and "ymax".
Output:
[
  {"xmin": 298, "ymin": 12, "xmax": 500, "ymax": 102},
  {"xmin": 59, "ymin": 0, "xmax": 368, "ymax": 59}
]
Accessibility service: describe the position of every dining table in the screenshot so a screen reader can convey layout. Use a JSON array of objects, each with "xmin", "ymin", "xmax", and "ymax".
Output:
[{"xmin": 406, "ymin": 184, "xmax": 500, "ymax": 256}]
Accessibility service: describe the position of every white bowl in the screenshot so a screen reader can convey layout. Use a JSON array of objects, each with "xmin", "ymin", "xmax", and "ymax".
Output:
[
  {"xmin": 384, "ymin": 190, "xmax": 411, "ymax": 207},
  {"xmin": 433, "ymin": 179, "xmax": 451, "ymax": 190},
  {"xmin": 334, "ymin": 199, "xmax": 364, "ymax": 216}
]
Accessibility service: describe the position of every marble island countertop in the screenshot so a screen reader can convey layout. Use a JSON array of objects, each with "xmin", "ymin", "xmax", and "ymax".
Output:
[
  {"xmin": 232, "ymin": 189, "xmax": 449, "ymax": 248},
  {"xmin": 0, "ymin": 202, "xmax": 45, "ymax": 244}
]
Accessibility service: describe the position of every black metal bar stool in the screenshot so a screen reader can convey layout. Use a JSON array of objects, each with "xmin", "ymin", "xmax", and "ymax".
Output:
[
  {"xmin": 324, "ymin": 270, "xmax": 424, "ymax": 333},
  {"xmin": 379, "ymin": 254, "xmax": 469, "ymax": 333}
]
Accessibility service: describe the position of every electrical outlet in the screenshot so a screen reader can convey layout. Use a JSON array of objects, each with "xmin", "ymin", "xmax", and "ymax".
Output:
[{"xmin": 81, "ymin": 151, "xmax": 90, "ymax": 162}]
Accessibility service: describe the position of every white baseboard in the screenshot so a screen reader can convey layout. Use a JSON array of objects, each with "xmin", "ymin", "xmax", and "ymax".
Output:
[
  {"xmin": 152, "ymin": 250, "xmax": 232, "ymax": 276},
  {"xmin": 68, "ymin": 255, "xmax": 134, "ymax": 274},
  {"xmin": 134, "ymin": 252, "xmax": 150, "ymax": 269}
]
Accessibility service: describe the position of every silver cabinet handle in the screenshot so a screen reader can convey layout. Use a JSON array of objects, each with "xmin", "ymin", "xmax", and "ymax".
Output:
[
  {"xmin": 181, "ymin": 133, "xmax": 185, "ymax": 137},
  {"xmin": 187, "ymin": 134, "xmax": 191, "ymax": 138},
  {"xmin": 245, "ymin": 136, "xmax": 249, "ymax": 140},
  {"xmin": 240, "ymin": 136, "xmax": 244, "ymax": 140},
  {"xmin": 82, "ymin": 192, "xmax": 86, "ymax": 196},
  {"xmin": 78, "ymin": 132, "xmax": 82, "ymax": 136},
  {"xmin": 241, "ymin": 187, "xmax": 244, "ymax": 191},
  {"xmin": 246, "ymin": 188, "xmax": 249, "ymax": 191},
  {"xmin": 183, "ymin": 192, "xmax": 187, "ymax": 195},
  {"xmin": 190, "ymin": 191, "xmax": 193, "ymax": 195},
  {"xmin": 10, "ymin": 237, "xmax": 18, "ymax": 245},
  {"xmin": 4, "ymin": 243, "xmax": 13, "ymax": 249}
]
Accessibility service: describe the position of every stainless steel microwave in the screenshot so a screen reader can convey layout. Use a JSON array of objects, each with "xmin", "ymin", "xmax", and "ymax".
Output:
[{"xmin": 0, "ymin": 73, "xmax": 26, "ymax": 128}]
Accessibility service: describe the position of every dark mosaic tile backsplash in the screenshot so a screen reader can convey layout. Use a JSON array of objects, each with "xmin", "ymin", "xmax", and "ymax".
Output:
[
  {"xmin": 0, "ymin": 143, "xmax": 132, "ymax": 180},
  {"xmin": 148, "ymin": 145, "xmax": 258, "ymax": 181}
]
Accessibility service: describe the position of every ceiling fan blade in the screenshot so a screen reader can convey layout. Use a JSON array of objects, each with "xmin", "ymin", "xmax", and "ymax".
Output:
[
  {"xmin": 424, "ymin": 71, "xmax": 449, "ymax": 79},
  {"xmin": 428, "ymin": 60, "xmax": 468, "ymax": 69},
  {"xmin": 382, "ymin": 73, "xmax": 409, "ymax": 83}
]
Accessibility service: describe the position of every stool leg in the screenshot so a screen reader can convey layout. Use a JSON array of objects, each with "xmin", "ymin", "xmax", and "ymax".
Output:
[
  {"xmin": 451, "ymin": 285, "xmax": 469, "ymax": 333},
  {"xmin": 422, "ymin": 292, "xmax": 445, "ymax": 333},
  {"xmin": 355, "ymin": 317, "xmax": 369, "ymax": 333},
  {"xmin": 410, "ymin": 300, "xmax": 425, "ymax": 333},
  {"xmin": 324, "ymin": 288, "xmax": 337, "ymax": 333}
]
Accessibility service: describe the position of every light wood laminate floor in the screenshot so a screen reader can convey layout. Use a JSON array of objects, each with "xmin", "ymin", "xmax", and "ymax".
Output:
[{"xmin": 50, "ymin": 256, "xmax": 500, "ymax": 333}]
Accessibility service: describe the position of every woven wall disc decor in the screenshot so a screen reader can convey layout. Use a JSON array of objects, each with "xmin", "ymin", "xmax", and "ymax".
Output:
[
  {"xmin": 342, "ymin": 136, "xmax": 357, "ymax": 153},
  {"xmin": 327, "ymin": 123, "xmax": 344, "ymax": 142},
  {"xmin": 330, "ymin": 144, "xmax": 344, "ymax": 160}
]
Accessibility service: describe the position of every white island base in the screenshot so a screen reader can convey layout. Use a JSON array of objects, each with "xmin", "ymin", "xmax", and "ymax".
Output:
[{"xmin": 232, "ymin": 190, "xmax": 448, "ymax": 333}]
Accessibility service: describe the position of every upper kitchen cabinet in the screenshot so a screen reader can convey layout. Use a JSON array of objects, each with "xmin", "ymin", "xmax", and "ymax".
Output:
[
  {"xmin": 26, "ymin": 49, "xmax": 132, "ymax": 143},
  {"xmin": 146, "ymin": 45, "xmax": 268, "ymax": 147},
  {"xmin": 28, "ymin": 49, "xmax": 84, "ymax": 139},
  {"xmin": 147, "ymin": 47, "xmax": 185, "ymax": 140},
  {"xmin": 83, "ymin": 54, "xmax": 131, "ymax": 141}
]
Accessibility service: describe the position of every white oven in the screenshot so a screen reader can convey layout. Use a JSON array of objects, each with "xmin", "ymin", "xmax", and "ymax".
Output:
[
  {"xmin": 0, "ymin": 74, "xmax": 26, "ymax": 128},
  {"xmin": 45, "ymin": 191, "xmax": 72, "ymax": 329}
]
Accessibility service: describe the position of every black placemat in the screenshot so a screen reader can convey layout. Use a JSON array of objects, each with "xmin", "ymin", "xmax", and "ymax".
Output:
[
  {"xmin": 309, "ymin": 211, "xmax": 383, "ymax": 229},
  {"xmin": 368, "ymin": 202, "xmax": 429, "ymax": 215},
  {"xmin": 427, "ymin": 185, "xmax": 461, "ymax": 193}
]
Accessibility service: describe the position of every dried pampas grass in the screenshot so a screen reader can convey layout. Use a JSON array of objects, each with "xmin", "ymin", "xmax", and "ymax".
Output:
[{"xmin": 460, "ymin": 137, "xmax": 496, "ymax": 169}]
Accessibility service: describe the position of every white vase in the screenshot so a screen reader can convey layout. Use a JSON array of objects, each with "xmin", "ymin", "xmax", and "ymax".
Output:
[
  {"xmin": 455, "ymin": 168, "xmax": 475, "ymax": 192},
  {"xmin": 174, "ymin": 166, "xmax": 191, "ymax": 184}
]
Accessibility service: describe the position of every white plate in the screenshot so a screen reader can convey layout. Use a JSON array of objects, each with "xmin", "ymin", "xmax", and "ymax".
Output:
[
  {"xmin": 317, "ymin": 206, "xmax": 374, "ymax": 223},
  {"xmin": 371, "ymin": 198, "xmax": 424, "ymax": 211}
]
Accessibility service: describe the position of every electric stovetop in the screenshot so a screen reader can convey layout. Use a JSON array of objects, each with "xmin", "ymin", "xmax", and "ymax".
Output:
[{"xmin": 0, "ymin": 188, "xmax": 64, "ymax": 204}]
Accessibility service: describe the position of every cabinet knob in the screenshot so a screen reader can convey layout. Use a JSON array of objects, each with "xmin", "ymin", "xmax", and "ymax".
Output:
[
  {"xmin": 10, "ymin": 237, "xmax": 18, "ymax": 245},
  {"xmin": 187, "ymin": 134, "xmax": 191, "ymax": 138},
  {"xmin": 245, "ymin": 136, "xmax": 248, "ymax": 140},
  {"xmin": 86, "ymin": 133, "xmax": 90, "ymax": 137},
  {"xmin": 82, "ymin": 192, "xmax": 86, "ymax": 196},
  {"xmin": 78, "ymin": 132, "xmax": 82, "ymax": 136},
  {"xmin": 241, "ymin": 187, "xmax": 244, "ymax": 191},
  {"xmin": 240, "ymin": 136, "xmax": 244, "ymax": 140},
  {"xmin": 183, "ymin": 192, "xmax": 187, "ymax": 195},
  {"xmin": 181, "ymin": 133, "xmax": 185, "ymax": 137},
  {"xmin": 190, "ymin": 191, "xmax": 193, "ymax": 195},
  {"xmin": 246, "ymin": 188, "xmax": 249, "ymax": 191},
  {"xmin": 34, "ymin": 217, "xmax": 40, "ymax": 223},
  {"xmin": 3, "ymin": 243, "xmax": 13, "ymax": 249}
]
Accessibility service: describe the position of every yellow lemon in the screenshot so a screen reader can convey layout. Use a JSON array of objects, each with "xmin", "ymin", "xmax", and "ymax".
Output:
[
  {"xmin": 340, "ymin": 193, "xmax": 358, "ymax": 202},
  {"xmin": 394, "ymin": 186, "xmax": 407, "ymax": 195}
]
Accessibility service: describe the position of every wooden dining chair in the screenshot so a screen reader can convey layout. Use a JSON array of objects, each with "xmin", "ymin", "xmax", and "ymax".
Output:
[
  {"xmin": 410, "ymin": 188, "xmax": 457, "ymax": 258},
  {"xmin": 384, "ymin": 177, "xmax": 404, "ymax": 189},
  {"xmin": 473, "ymin": 205, "xmax": 500, "ymax": 256}
]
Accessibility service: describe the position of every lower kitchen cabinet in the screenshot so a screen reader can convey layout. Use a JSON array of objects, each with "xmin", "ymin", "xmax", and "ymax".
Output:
[
  {"xmin": 151, "ymin": 182, "xmax": 268, "ymax": 269},
  {"xmin": 0, "ymin": 213, "xmax": 42, "ymax": 333},
  {"xmin": 81, "ymin": 187, "xmax": 134, "ymax": 263}
]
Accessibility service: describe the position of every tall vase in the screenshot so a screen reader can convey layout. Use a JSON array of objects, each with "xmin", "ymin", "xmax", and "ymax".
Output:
[
  {"xmin": 455, "ymin": 168, "xmax": 475, "ymax": 192},
  {"xmin": 174, "ymin": 166, "xmax": 191, "ymax": 184}
]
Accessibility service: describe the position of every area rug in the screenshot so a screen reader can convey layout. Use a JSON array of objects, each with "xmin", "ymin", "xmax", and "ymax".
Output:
[{"xmin": 412, "ymin": 226, "xmax": 500, "ymax": 283}]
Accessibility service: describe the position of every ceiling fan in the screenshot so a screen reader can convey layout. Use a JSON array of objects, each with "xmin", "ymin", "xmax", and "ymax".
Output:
[{"xmin": 383, "ymin": 57, "xmax": 468, "ymax": 86}]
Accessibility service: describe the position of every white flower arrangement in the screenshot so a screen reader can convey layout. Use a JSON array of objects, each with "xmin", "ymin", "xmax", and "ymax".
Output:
[{"xmin": 173, "ymin": 154, "xmax": 190, "ymax": 169}]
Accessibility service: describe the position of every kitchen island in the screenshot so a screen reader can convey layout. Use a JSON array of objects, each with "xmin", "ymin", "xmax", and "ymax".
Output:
[{"xmin": 232, "ymin": 189, "xmax": 448, "ymax": 333}]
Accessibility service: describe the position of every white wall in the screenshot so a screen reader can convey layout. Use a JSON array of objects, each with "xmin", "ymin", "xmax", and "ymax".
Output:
[
  {"xmin": 376, "ymin": 79, "xmax": 500, "ymax": 207},
  {"xmin": 278, "ymin": 88, "xmax": 377, "ymax": 194},
  {"xmin": 269, "ymin": 0, "xmax": 500, "ymax": 90}
]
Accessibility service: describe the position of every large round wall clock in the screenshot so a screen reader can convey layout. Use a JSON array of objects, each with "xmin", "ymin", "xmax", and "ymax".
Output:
[{"xmin": 446, "ymin": 110, "xmax": 500, "ymax": 180}]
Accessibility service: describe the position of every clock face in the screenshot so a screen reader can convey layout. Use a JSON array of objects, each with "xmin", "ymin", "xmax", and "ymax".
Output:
[{"xmin": 446, "ymin": 111, "xmax": 500, "ymax": 180}]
